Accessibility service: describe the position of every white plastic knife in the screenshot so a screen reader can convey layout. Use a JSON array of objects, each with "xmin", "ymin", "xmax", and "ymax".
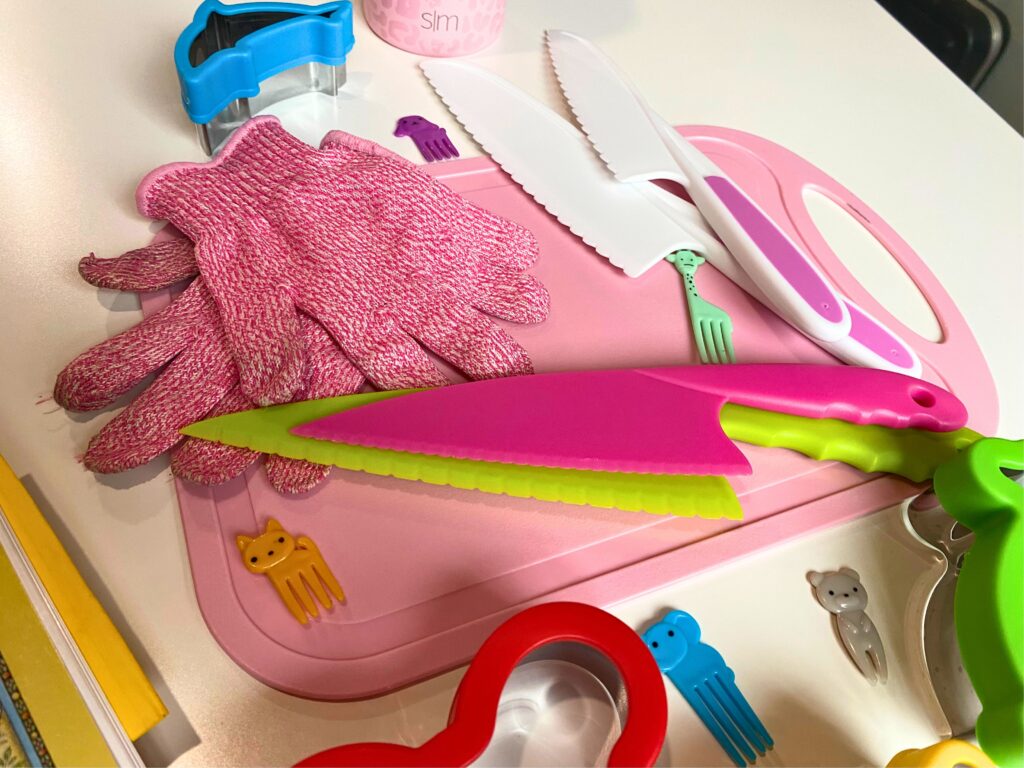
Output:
[
  {"xmin": 421, "ymin": 59, "xmax": 922, "ymax": 375},
  {"xmin": 421, "ymin": 59, "xmax": 731, "ymax": 278},
  {"xmin": 547, "ymin": 29, "xmax": 852, "ymax": 344}
]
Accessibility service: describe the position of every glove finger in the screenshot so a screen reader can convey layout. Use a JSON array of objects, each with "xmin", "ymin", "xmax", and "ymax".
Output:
[
  {"xmin": 197, "ymin": 226, "xmax": 305, "ymax": 406},
  {"xmin": 317, "ymin": 311, "xmax": 448, "ymax": 390},
  {"xmin": 176, "ymin": 317, "xmax": 361, "ymax": 490},
  {"xmin": 79, "ymin": 238, "xmax": 198, "ymax": 292},
  {"xmin": 462, "ymin": 207, "xmax": 541, "ymax": 271},
  {"xmin": 170, "ymin": 387, "xmax": 260, "ymax": 486},
  {"xmin": 173, "ymin": 319, "xmax": 361, "ymax": 491},
  {"xmin": 300, "ymin": 315, "xmax": 365, "ymax": 398},
  {"xmin": 227, "ymin": 289, "xmax": 305, "ymax": 406},
  {"xmin": 82, "ymin": 336, "xmax": 236, "ymax": 473},
  {"xmin": 55, "ymin": 280, "xmax": 214, "ymax": 411},
  {"xmin": 264, "ymin": 456, "xmax": 330, "ymax": 494},
  {"xmin": 414, "ymin": 299, "xmax": 534, "ymax": 380},
  {"xmin": 253, "ymin": 317, "xmax": 366, "ymax": 494},
  {"xmin": 473, "ymin": 272, "xmax": 551, "ymax": 325},
  {"xmin": 172, "ymin": 436, "xmax": 261, "ymax": 486}
]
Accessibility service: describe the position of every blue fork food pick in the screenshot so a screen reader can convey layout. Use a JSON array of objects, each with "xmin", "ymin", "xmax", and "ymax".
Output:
[{"xmin": 642, "ymin": 610, "xmax": 773, "ymax": 766}]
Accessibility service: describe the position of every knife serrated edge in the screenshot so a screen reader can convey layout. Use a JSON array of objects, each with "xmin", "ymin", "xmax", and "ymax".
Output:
[
  {"xmin": 423, "ymin": 58, "xmax": 920, "ymax": 374},
  {"xmin": 546, "ymin": 30, "xmax": 863, "ymax": 344},
  {"xmin": 544, "ymin": 31, "xmax": 925, "ymax": 370},
  {"xmin": 420, "ymin": 60, "xmax": 704, "ymax": 277},
  {"xmin": 545, "ymin": 29, "xmax": 688, "ymax": 185}
]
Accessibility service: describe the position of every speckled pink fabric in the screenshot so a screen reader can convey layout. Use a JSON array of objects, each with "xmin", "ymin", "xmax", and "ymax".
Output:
[
  {"xmin": 170, "ymin": 310, "xmax": 364, "ymax": 493},
  {"xmin": 137, "ymin": 116, "xmax": 548, "ymax": 406},
  {"xmin": 59, "ymin": 243, "xmax": 364, "ymax": 493},
  {"xmin": 57, "ymin": 119, "xmax": 548, "ymax": 493}
]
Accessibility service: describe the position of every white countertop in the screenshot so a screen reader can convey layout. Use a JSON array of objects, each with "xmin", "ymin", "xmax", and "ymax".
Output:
[{"xmin": 1, "ymin": 1, "xmax": 1021, "ymax": 765}]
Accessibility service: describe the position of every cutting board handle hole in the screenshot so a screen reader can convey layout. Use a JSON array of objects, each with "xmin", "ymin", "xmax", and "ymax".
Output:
[{"xmin": 802, "ymin": 189, "xmax": 943, "ymax": 343}]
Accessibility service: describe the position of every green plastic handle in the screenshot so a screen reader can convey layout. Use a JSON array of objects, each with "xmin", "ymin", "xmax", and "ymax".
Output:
[
  {"xmin": 934, "ymin": 437, "xmax": 1024, "ymax": 766},
  {"xmin": 720, "ymin": 403, "xmax": 981, "ymax": 482}
]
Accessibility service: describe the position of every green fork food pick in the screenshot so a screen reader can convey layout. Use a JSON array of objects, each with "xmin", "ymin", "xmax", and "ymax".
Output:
[
  {"xmin": 667, "ymin": 250, "xmax": 736, "ymax": 364},
  {"xmin": 933, "ymin": 437, "xmax": 1023, "ymax": 766}
]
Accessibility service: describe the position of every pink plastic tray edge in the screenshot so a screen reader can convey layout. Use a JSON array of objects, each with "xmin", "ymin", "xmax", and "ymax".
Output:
[
  {"xmin": 152, "ymin": 125, "xmax": 996, "ymax": 699},
  {"xmin": 179, "ymin": 473, "xmax": 920, "ymax": 700}
]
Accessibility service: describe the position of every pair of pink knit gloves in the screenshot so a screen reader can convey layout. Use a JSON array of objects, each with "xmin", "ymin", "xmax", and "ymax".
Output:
[{"xmin": 55, "ymin": 117, "xmax": 549, "ymax": 493}]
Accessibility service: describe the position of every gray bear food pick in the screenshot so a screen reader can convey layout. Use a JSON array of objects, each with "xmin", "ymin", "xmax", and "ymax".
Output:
[{"xmin": 808, "ymin": 567, "xmax": 888, "ymax": 684}]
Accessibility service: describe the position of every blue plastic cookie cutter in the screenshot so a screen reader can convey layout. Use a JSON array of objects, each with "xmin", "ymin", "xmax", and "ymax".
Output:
[{"xmin": 174, "ymin": 0, "xmax": 355, "ymax": 153}]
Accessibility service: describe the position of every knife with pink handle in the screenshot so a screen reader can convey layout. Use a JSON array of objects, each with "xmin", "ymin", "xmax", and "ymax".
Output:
[
  {"xmin": 548, "ymin": 33, "xmax": 900, "ymax": 355},
  {"xmin": 294, "ymin": 365, "xmax": 967, "ymax": 475},
  {"xmin": 598, "ymin": 133, "xmax": 929, "ymax": 378},
  {"xmin": 646, "ymin": 183, "xmax": 922, "ymax": 373},
  {"xmin": 655, "ymin": 132, "xmax": 919, "ymax": 371},
  {"xmin": 662, "ymin": 128, "xmax": 852, "ymax": 341},
  {"xmin": 546, "ymin": 30, "xmax": 921, "ymax": 372},
  {"xmin": 425, "ymin": 46, "xmax": 922, "ymax": 374}
]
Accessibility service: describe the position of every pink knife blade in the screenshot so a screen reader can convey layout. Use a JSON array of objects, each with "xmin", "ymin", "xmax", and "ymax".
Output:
[{"xmin": 292, "ymin": 365, "xmax": 966, "ymax": 474}]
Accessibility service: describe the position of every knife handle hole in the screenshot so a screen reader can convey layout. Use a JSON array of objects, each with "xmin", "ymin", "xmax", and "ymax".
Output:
[{"xmin": 910, "ymin": 387, "xmax": 936, "ymax": 408}]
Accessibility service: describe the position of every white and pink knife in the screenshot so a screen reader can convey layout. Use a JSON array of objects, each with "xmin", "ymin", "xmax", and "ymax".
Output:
[
  {"xmin": 546, "ymin": 30, "xmax": 851, "ymax": 343},
  {"xmin": 421, "ymin": 34, "xmax": 922, "ymax": 374}
]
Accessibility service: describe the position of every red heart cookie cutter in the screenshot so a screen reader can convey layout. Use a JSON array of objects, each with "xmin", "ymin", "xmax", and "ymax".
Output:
[{"xmin": 296, "ymin": 602, "xmax": 668, "ymax": 766}]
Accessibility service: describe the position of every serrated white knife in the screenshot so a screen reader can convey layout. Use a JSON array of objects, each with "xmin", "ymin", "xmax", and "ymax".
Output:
[
  {"xmin": 421, "ymin": 57, "xmax": 922, "ymax": 375},
  {"xmin": 421, "ymin": 59, "xmax": 736, "ymax": 279},
  {"xmin": 547, "ymin": 29, "xmax": 852, "ymax": 344}
]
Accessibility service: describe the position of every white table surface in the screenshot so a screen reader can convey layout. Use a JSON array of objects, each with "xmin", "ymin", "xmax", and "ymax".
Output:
[{"xmin": 1, "ymin": 1, "xmax": 1021, "ymax": 765}]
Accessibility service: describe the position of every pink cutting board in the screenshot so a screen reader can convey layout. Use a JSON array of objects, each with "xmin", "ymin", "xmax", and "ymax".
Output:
[{"xmin": 147, "ymin": 127, "xmax": 996, "ymax": 700}]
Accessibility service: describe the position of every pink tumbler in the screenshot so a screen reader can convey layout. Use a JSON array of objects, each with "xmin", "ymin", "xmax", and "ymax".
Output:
[{"xmin": 363, "ymin": 0, "xmax": 506, "ymax": 57}]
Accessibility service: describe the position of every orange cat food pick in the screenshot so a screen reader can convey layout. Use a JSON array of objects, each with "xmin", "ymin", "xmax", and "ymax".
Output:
[{"xmin": 236, "ymin": 519, "xmax": 345, "ymax": 624}]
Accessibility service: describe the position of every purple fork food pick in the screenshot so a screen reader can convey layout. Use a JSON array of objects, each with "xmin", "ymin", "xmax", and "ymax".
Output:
[{"xmin": 394, "ymin": 115, "xmax": 460, "ymax": 163}]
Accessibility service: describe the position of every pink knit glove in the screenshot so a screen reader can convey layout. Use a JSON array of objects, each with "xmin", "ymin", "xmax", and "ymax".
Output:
[
  {"xmin": 56, "ymin": 238, "xmax": 363, "ymax": 494},
  {"xmin": 136, "ymin": 116, "xmax": 549, "ymax": 406}
]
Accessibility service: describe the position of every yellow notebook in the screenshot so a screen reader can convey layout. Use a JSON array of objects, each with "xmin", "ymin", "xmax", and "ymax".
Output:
[
  {"xmin": 1, "ymin": 541, "xmax": 117, "ymax": 766},
  {"xmin": 0, "ymin": 455, "xmax": 166, "ymax": 762}
]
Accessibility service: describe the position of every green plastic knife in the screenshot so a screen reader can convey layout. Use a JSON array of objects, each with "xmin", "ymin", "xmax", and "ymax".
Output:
[{"xmin": 182, "ymin": 391, "xmax": 979, "ymax": 519}]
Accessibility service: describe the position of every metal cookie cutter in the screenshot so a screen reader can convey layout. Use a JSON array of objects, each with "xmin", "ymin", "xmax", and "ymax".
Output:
[
  {"xmin": 906, "ymin": 494, "xmax": 981, "ymax": 737},
  {"xmin": 296, "ymin": 602, "xmax": 668, "ymax": 767},
  {"xmin": 174, "ymin": 0, "xmax": 355, "ymax": 154}
]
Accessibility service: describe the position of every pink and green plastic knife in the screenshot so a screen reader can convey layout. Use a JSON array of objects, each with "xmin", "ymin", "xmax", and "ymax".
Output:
[
  {"xmin": 182, "ymin": 365, "xmax": 979, "ymax": 517},
  {"xmin": 291, "ymin": 364, "xmax": 965, "ymax": 474}
]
